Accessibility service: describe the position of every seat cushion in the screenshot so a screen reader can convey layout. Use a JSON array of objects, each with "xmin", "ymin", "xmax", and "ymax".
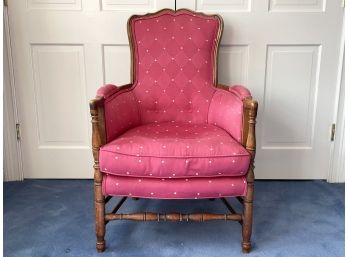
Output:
[
  {"xmin": 103, "ymin": 174, "xmax": 247, "ymax": 199},
  {"xmin": 99, "ymin": 122, "xmax": 250, "ymax": 178}
]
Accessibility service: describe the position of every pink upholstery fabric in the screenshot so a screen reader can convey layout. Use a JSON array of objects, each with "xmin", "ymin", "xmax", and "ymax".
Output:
[
  {"xmin": 96, "ymin": 84, "xmax": 120, "ymax": 98},
  {"xmin": 97, "ymin": 10, "xmax": 248, "ymax": 144},
  {"xmin": 103, "ymin": 174, "xmax": 247, "ymax": 199},
  {"xmin": 229, "ymin": 85, "xmax": 251, "ymax": 100},
  {"xmin": 99, "ymin": 122, "xmax": 250, "ymax": 178},
  {"xmin": 208, "ymin": 89, "xmax": 244, "ymax": 143},
  {"xmin": 104, "ymin": 90, "xmax": 140, "ymax": 142},
  {"xmin": 129, "ymin": 9, "xmax": 221, "ymax": 124}
]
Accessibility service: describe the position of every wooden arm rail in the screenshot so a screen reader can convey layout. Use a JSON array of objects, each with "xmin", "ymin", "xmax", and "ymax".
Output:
[{"xmin": 105, "ymin": 212, "xmax": 242, "ymax": 222}]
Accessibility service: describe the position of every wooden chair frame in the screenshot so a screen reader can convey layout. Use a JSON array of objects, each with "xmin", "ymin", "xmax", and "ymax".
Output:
[{"xmin": 89, "ymin": 9, "xmax": 258, "ymax": 254}]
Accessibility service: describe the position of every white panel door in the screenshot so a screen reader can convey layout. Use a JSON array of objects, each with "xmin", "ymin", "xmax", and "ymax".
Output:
[
  {"xmin": 177, "ymin": 1, "xmax": 344, "ymax": 179},
  {"xmin": 7, "ymin": 0, "xmax": 175, "ymax": 178}
]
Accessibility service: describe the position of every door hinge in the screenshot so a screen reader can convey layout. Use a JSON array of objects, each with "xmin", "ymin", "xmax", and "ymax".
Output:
[
  {"xmin": 16, "ymin": 123, "xmax": 21, "ymax": 141},
  {"xmin": 330, "ymin": 123, "xmax": 336, "ymax": 141}
]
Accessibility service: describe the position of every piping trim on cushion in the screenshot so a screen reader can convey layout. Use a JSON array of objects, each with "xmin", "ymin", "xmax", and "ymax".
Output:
[{"xmin": 100, "ymin": 149, "xmax": 249, "ymax": 159}]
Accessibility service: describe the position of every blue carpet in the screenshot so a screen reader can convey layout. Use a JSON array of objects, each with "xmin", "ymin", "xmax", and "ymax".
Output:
[{"xmin": 4, "ymin": 180, "xmax": 344, "ymax": 257}]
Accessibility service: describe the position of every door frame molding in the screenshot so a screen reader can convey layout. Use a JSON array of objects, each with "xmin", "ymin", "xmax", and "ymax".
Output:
[
  {"xmin": 327, "ymin": 21, "xmax": 345, "ymax": 183},
  {"xmin": 4, "ymin": 6, "xmax": 24, "ymax": 181},
  {"xmin": 327, "ymin": 59, "xmax": 345, "ymax": 182}
]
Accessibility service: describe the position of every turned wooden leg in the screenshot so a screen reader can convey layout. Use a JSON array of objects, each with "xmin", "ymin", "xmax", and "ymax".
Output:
[
  {"xmin": 241, "ymin": 98, "xmax": 257, "ymax": 253},
  {"xmin": 95, "ymin": 171, "xmax": 105, "ymax": 252},
  {"xmin": 242, "ymin": 168, "xmax": 254, "ymax": 253},
  {"xmin": 90, "ymin": 99, "xmax": 107, "ymax": 253}
]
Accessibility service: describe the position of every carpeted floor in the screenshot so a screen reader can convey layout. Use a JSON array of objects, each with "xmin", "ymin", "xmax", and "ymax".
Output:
[{"xmin": 4, "ymin": 180, "xmax": 344, "ymax": 257}]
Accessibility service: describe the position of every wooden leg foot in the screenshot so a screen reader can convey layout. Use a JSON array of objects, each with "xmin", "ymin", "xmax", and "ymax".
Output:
[
  {"xmin": 242, "ymin": 242, "xmax": 251, "ymax": 253},
  {"xmin": 96, "ymin": 241, "xmax": 105, "ymax": 252},
  {"xmin": 94, "ymin": 174, "xmax": 106, "ymax": 253},
  {"xmin": 242, "ymin": 170, "xmax": 254, "ymax": 254}
]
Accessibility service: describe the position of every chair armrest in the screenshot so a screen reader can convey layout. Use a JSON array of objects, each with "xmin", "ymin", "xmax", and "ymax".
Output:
[
  {"xmin": 90, "ymin": 84, "xmax": 140, "ymax": 145},
  {"xmin": 208, "ymin": 84, "xmax": 254, "ymax": 144},
  {"xmin": 229, "ymin": 85, "xmax": 251, "ymax": 100},
  {"xmin": 96, "ymin": 84, "xmax": 120, "ymax": 98},
  {"xmin": 242, "ymin": 98, "xmax": 258, "ymax": 154}
]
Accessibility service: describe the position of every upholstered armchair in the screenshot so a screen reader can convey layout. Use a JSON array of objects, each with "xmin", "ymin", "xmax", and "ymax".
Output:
[{"xmin": 90, "ymin": 9, "xmax": 258, "ymax": 253}]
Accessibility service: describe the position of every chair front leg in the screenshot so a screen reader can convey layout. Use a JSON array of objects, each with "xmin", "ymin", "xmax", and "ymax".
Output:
[
  {"xmin": 242, "ymin": 167, "xmax": 254, "ymax": 253},
  {"xmin": 241, "ymin": 98, "xmax": 257, "ymax": 253},
  {"xmin": 90, "ymin": 98, "xmax": 107, "ymax": 252},
  {"xmin": 95, "ymin": 170, "xmax": 106, "ymax": 252}
]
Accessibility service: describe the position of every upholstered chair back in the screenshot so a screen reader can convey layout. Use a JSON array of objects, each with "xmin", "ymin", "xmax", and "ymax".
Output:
[{"xmin": 129, "ymin": 9, "xmax": 222, "ymax": 124}]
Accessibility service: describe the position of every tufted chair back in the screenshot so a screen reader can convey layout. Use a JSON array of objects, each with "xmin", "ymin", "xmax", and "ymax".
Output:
[{"xmin": 128, "ymin": 9, "xmax": 223, "ymax": 124}]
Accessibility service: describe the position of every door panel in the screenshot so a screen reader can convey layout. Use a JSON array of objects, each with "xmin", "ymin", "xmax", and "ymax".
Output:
[
  {"xmin": 269, "ymin": 0, "xmax": 325, "ymax": 12},
  {"xmin": 31, "ymin": 45, "xmax": 89, "ymax": 148},
  {"xmin": 8, "ymin": 0, "xmax": 175, "ymax": 178},
  {"xmin": 177, "ymin": 0, "xmax": 344, "ymax": 179},
  {"xmin": 263, "ymin": 45, "xmax": 319, "ymax": 148},
  {"xmin": 218, "ymin": 45, "xmax": 249, "ymax": 86}
]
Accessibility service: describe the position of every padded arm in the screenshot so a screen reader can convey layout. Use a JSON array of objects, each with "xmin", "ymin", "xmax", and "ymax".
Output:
[
  {"xmin": 96, "ymin": 84, "xmax": 120, "ymax": 98},
  {"xmin": 95, "ymin": 84, "xmax": 141, "ymax": 143},
  {"xmin": 208, "ymin": 85, "xmax": 251, "ymax": 143},
  {"xmin": 228, "ymin": 85, "xmax": 251, "ymax": 101}
]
